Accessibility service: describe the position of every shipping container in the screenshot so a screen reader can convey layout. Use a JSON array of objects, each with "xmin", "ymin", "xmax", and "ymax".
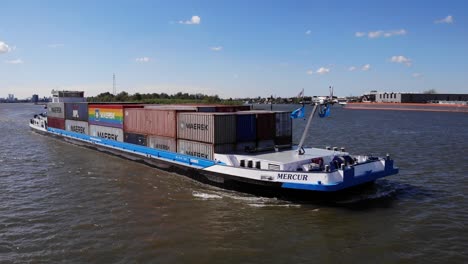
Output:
[
  {"xmin": 47, "ymin": 103, "xmax": 65, "ymax": 119},
  {"xmin": 236, "ymin": 105, "xmax": 252, "ymax": 111},
  {"xmin": 65, "ymin": 103, "xmax": 88, "ymax": 121},
  {"xmin": 124, "ymin": 108, "xmax": 177, "ymax": 137},
  {"xmin": 214, "ymin": 105, "xmax": 252, "ymax": 112},
  {"xmin": 47, "ymin": 116, "xmax": 65, "ymax": 129},
  {"xmin": 257, "ymin": 139, "xmax": 275, "ymax": 149},
  {"xmin": 177, "ymin": 139, "xmax": 234, "ymax": 160},
  {"xmin": 215, "ymin": 106, "xmax": 237, "ymax": 112},
  {"xmin": 144, "ymin": 104, "xmax": 216, "ymax": 112},
  {"xmin": 236, "ymin": 113, "xmax": 256, "ymax": 142},
  {"xmin": 89, "ymin": 124, "xmax": 124, "ymax": 142},
  {"xmin": 255, "ymin": 112, "xmax": 276, "ymax": 140},
  {"xmin": 65, "ymin": 120, "xmax": 89, "ymax": 135},
  {"xmin": 144, "ymin": 104, "xmax": 250, "ymax": 112},
  {"xmin": 147, "ymin": 135, "xmax": 177, "ymax": 152},
  {"xmin": 88, "ymin": 104, "xmax": 142, "ymax": 128},
  {"xmin": 275, "ymin": 111, "xmax": 292, "ymax": 137},
  {"xmin": 177, "ymin": 113, "xmax": 236, "ymax": 144},
  {"xmin": 198, "ymin": 106, "xmax": 217, "ymax": 112},
  {"xmin": 274, "ymin": 136, "xmax": 292, "ymax": 146},
  {"xmin": 124, "ymin": 132, "xmax": 147, "ymax": 146},
  {"xmin": 236, "ymin": 141, "xmax": 256, "ymax": 152}
]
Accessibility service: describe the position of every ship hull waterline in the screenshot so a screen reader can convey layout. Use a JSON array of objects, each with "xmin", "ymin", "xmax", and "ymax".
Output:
[{"xmin": 30, "ymin": 125, "xmax": 398, "ymax": 201}]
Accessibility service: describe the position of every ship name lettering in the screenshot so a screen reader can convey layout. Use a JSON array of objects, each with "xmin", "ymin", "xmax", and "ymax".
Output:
[
  {"xmin": 185, "ymin": 123, "xmax": 208, "ymax": 130},
  {"xmin": 97, "ymin": 131, "xmax": 118, "ymax": 140},
  {"xmin": 154, "ymin": 144, "xmax": 169, "ymax": 150},
  {"xmin": 186, "ymin": 151, "xmax": 209, "ymax": 159},
  {"xmin": 51, "ymin": 107, "xmax": 62, "ymax": 113},
  {"xmin": 99, "ymin": 112, "xmax": 115, "ymax": 119},
  {"xmin": 70, "ymin": 125, "xmax": 85, "ymax": 134},
  {"xmin": 277, "ymin": 173, "xmax": 308, "ymax": 181}
]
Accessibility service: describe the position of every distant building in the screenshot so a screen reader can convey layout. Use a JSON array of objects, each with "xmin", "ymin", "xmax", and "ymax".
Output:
[
  {"xmin": 51, "ymin": 90, "xmax": 86, "ymax": 103},
  {"xmin": 7, "ymin": 94, "xmax": 15, "ymax": 102},
  {"xmin": 374, "ymin": 92, "xmax": 468, "ymax": 103},
  {"xmin": 32, "ymin": 94, "xmax": 39, "ymax": 103}
]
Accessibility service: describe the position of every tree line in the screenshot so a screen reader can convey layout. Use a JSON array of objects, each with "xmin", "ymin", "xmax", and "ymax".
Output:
[{"xmin": 87, "ymin": 91, "xmax": 241, "ymax": 105}]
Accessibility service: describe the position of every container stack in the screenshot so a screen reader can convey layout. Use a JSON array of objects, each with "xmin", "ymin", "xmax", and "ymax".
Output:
[
  {"xmin": 64, "ymin": 102, "xmax": 89, "ymax": 134},
  {"xmin": 177, "ymin": 113, "xmax": 237, "ymax": 160},
  {"xmin": 88, "ymin": 104, "xmax": 142, "ymax": 142},
  {"xmin": 235, "ymin": 110, "xmax": 292, "ymax": 151},
  {"xmin": 254, "ymin": 111, "xmax": 276, "ymax": 149},
  {"xmin": 274, "ymin": 111, "xmax": 292, "ymax": 146},
  {"xmin": 46, "ymin": 102, "xmax": 66, "ymax": 129},
  {"xmin": 144, "ymin": 104, "xmax": 251, "ymax": 113},
  {"xmin": 48, "ymin": 100, "xmax": 291, "ymax": 160},
  {"xmin": 235, "ymin": 113, "xmax": 257, "ymax": 152},
  {"xmin": 123, "ymin": 108, "xmax": 178, "ymax": 150}
]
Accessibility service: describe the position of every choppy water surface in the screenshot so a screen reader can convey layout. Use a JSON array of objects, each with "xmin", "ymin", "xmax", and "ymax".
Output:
[{"xmin": 1, "ymin": 103, "xmax": 467, "ymax": 263}]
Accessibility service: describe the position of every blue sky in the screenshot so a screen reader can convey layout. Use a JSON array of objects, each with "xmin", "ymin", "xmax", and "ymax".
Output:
[{"xmin": 1, "ymin": 0, "xmax": 467, "ymax": 99}]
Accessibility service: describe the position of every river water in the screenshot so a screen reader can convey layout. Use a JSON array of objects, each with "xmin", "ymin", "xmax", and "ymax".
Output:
[{"xmin": 0, "ymin": 103, "xmax": 467, "ymax": 263}]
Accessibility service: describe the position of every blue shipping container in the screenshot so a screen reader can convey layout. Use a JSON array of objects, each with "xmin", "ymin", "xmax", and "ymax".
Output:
[
  {"xmin": 236, "ymin": 114, "xmax": 256, "ymax": 142},
  {"xmin": 65, "ymin": 103, "xmax": 89, "ymax": 121}
]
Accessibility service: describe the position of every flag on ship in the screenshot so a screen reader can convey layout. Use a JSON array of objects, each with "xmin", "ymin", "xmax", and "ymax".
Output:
[
  {"xmin": 297, "ymin": 88, "xmax": 304, "ymax": 98},
  {"xmin": 290, "ymin": 105, "xmax": 305, "ymax": 119},
  {"xmin": 318, "ymin": 104, "xmax": 331, "ymax": 118}
]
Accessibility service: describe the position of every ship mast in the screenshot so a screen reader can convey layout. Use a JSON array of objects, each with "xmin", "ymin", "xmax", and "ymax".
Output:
[
  {"xmin": 297, "ymin": 104, "xmax": 318, "ymax": 155},
  {"xmin": 297, "ymin": 86, "xmax": 334, "ymax": 155},
  {"xmin": 113, "ymin": 73, "xmax": 116, "ymax": 95}
]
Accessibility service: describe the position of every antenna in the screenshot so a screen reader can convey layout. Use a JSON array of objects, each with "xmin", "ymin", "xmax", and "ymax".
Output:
[{"xmin": 113, "ymin": 73, "xmax": 116, "ymax": 95}]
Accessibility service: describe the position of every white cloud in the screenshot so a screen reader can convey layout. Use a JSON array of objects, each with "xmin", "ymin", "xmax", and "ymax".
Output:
[
  {"xmin": 390, "ymin": 55, "xmax": 412, "ymax": 66},
  {"xmin": 368, "ymin": 30, "xmax": 384, "ymax": 38},
  {"xmin": 210, "ymin": 46, "xmax": 223, "ymax": 51},
  {"xmin": 0, "ymin": 41, "xmax": 12, "ymax": 54},
  {"xmin": 316, "ymin": 67, "xmax": 330, "ymax": 75},
  {"xmin": 179, "ymin": 15, "xmax": 201, "ymax": 25},
  {"xmin": 135, "ymin": 57, "xmax": 151, "ymax": 63},
  {"xmin": 355, "ymin": 32, "xmax": 366, "ymax": 37},
  {"xmin": 305, "ymin": 30, "xmax": 311, "ymax": 35},
  {"xmin": 48, "ymin": 43, "xmax": 64, "ymax": 48},
  {"xmin": 349, "ymin": 65, "xmax": 370, "ymax": 71},
  {"xmin": 356, "ymin": 29, "xmax": 407, "ymax": 39},
  {"xmin": 5, "ymin": 59, "xmax": 23, "ymax": 64},
  {"xmin": 384, "ymin": 29, "xmax": 406, "ymax": 37},
  {"xmin": 412, "ymin": 73, "xmax": 423, "ymax": 78},
  {"xmin": 306, "ymin": 69, "xmax": 314, "ymax": 75},
  {"xmin": 435, "ymin": 15, "xmax": 454, "ymax": 24}
]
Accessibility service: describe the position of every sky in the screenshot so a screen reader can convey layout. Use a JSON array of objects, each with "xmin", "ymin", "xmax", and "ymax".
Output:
[{"xmin": 1, "ymin": 0, "xmax": 467, "ymax": 99}]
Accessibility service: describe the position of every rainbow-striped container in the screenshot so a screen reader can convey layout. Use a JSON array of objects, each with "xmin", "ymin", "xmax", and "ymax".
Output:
[{"xmin": 88, "ymin": 104, "xmax": 142, "ymax": 128}]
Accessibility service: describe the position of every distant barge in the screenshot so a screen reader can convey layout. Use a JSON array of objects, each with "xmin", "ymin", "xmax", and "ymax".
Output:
[{"xmin": 344, "ymin": 102, "xmax": 468, "ymax": 113}]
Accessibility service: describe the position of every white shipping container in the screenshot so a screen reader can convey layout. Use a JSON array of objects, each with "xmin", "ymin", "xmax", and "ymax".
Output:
[
  {"xmin": 89, "ymin": 124, "xmax": 124, "ymax": 142},
  {"xmin": 47, "ymin": 102, "xmax": 65, "ymax": 119},
  {"xmin": 65, "ymin": 120, "xmax": 89, "ymax": 135},
  {"xmin": 147, "ymin": 135, "xmax": 177, "ymax": 152},
  {"xmin": 177, "ymin": 113, "xmax": 236, "ymax": 144},
  {"xmin": 177, "ymin": 139, "xmax": 234, "ymax": 160}
]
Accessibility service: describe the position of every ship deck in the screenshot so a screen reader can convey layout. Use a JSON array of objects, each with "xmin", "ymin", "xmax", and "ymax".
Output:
[{"xmin": 235, "ymin": 147, "xmax": 343, "ymax": 163}]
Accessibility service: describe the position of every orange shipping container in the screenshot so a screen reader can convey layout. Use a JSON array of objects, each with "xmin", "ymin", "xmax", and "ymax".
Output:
[{"xmin": 124, "ymin": 108, "xmax": 177, "ymax": 138}]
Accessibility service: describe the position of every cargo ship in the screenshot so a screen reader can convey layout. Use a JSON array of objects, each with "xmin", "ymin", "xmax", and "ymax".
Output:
[{"xmin": 29, "ymin": 91, "xmax": 399, "ymax": 198}]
